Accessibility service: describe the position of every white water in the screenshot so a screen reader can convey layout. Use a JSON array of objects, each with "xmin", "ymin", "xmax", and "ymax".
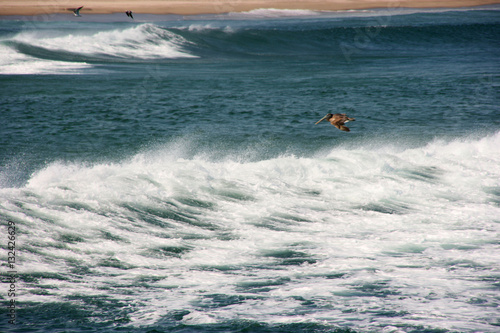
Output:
[
  {"xmin": 228, "ymin": 8, "xmax": 323, "ymax": 18},
  {"xmin": 0, "ymin": 44, "xmax": 93, "ymax": 75},
  {"xmin": 0, "ymin": 23, "xmax": 199, "ymax": 74},
  {"xmin": 6, "ymin": 23, "xmax": 197, "ymax": 64},
  {"xmin": 1, "ymin": 133, "xmax": 499, "ymax": 331}
]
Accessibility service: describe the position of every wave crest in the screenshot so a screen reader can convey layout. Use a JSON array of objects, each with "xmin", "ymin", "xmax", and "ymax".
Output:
[{"xmin": 10, "ymin": 23, "xmax": 198, "ymax": 62}]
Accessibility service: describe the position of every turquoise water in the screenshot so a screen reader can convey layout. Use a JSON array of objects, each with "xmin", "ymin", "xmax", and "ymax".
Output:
[{"xmin": 1, "ymin": 7, "xmax": 499, "ymax": 332}]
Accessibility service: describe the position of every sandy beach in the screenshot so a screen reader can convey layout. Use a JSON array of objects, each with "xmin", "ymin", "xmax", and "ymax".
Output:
[{"xmin": 0, "ymin": 0, "xmax": 499, "ymax": 16}]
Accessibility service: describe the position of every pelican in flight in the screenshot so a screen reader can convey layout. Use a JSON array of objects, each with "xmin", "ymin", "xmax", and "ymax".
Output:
[
  {"xmin": 73, "ymin": 6, "xmax": 83, "ymax": 17},
  {"xmin": 126, "ymin": 11, "xmax": 134, "ymax": 19},
  {"xmin": 315, "ymin": 113, "xmax": 355, "ymax": 132}
]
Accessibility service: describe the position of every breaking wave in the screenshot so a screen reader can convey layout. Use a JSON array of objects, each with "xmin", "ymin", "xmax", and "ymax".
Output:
[
  {"xmin": 0, "ymin": 24, "xmax": 197, "ymax": 73},
  {"xmin": 2, "ymin": 12, "xmax": 499, "ymax": 74},
  {"xmin": 1, "ymin": 132, "xmax": 499, "ymax": 330}
]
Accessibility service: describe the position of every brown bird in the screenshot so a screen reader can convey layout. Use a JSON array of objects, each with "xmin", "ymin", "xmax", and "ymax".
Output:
[{"xmin": 315, "ymin": 113, "xmax": 355, "ymax": 132}]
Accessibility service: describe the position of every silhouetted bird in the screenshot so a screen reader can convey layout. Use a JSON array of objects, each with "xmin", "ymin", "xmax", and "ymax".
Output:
[{"xmin": 73, "ymin": 6, "xmax": 83, "ymax": 17}]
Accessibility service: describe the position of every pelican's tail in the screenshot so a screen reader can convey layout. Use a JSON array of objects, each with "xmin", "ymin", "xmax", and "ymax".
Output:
[{"xmin": 315, "ymin": 114, "xmax": 329, "ymax": 125}]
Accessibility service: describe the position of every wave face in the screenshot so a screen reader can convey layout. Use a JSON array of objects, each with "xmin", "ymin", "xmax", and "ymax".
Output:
[{"xmin": 1, "ymin": 7, "xmax": 500, "ymax": 333}]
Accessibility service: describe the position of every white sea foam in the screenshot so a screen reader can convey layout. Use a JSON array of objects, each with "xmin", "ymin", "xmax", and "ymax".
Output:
[
  {"xmin": 11, "ymin": 24, "xmax": 197, "ymax": 61},
  {"xmin": 0, "ymin": 44, "xmax": 92, "ymax": 75},
  {"xmin": 226, "ymin": 5, "xmax": 500, "ymax": 22},
  {"xmin": 2, "ymin": 133, "xmax": 499, "ymax": 331},
  {"xmin": 1, "ymin": 23, "xmax": 198, "ymax": 74},
  {"xmin": 228, "ymin": 8, "xmax": 322, "ymax": 18}
]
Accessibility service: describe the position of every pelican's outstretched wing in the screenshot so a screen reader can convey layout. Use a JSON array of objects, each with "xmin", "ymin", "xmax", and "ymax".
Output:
[
  {"xmin": 333, "ymin": 123, "xmax": 350, "ymax": 132},
  {"xmin": 73, "ymin": 6, "xmax": 83, "ymax": 16}
]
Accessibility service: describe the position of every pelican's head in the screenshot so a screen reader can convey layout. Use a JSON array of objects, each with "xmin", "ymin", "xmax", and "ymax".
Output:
[{"xmin": 315, "ymin": 113, "xmax": 333, "ymax": 125}]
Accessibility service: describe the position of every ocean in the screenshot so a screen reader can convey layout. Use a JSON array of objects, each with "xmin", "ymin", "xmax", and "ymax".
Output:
[{"xmin": 1, "ymin": 6, "xmax": 499, "ymax": 332}]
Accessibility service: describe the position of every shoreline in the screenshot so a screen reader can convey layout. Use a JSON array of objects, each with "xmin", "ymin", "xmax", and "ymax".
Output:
[{"xmin": 1, "ymin": 0, "xmax": 499, "ymax": 16}]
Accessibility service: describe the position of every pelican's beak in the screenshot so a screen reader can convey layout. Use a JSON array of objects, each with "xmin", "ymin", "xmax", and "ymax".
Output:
[{"xmin": 315, "ymin": 115, "xmax": 328, "ymax": 125}]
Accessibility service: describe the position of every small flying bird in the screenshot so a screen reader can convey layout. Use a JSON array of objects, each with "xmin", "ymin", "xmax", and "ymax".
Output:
[
  {"xmin": 126, "ymin": 10, "xmax": 134, "ymax": 19},
  {"xmin": 315, "ymin": 113, "xmax": 356, "ymax": 132},
  {"xmin": 73, "ymin": 6, "xmax": 83, "ymax": 17}
]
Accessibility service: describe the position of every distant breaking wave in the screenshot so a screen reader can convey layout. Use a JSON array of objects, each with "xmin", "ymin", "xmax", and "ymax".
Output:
[
  {"xmin": 1, "ymin": 15, "xmax": 499, "ymax": 74},
  {"xmin": 12, "ymin": 24, "xmax": 197, "ymax": 60},
  {"xmin": 0, "ymin": 44, "xmax": 93, "ymax": 75},
  {"xmin": 227, "ymin": 8, "xmax": 323, "ymax": 18},
  {"xmin": 0, "ymin": 24, "xmax": 197, "ymax": 74}
]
